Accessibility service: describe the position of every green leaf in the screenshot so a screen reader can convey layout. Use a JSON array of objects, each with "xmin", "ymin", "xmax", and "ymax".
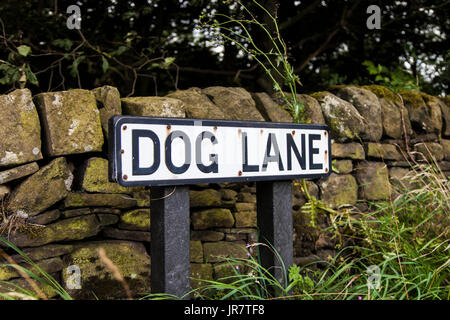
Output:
[
  {"xmin": 24, "ymin": 65, "xmax": 38, "ymax": 85},
  {"xmin": 17, "ymin": 45, "xmax": 31, "ymax": 57},
  {"xmin": 161, "ymin": 57, "xmax": 175, "ymax": 69},
  {"xmin": 102, "ymin": 56, "xmax": 109, "ymax": 73},
  {"xmin": 52, "ymin": 39, "xmax": 73, "ymax": 51},
  {"xmin": 69, "ymin": 56, "xmax": 85, "ymax": 78}
]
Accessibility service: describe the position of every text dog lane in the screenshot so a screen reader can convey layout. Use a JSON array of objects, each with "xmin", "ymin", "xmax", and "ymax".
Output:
[{"xmin": 109, "ymin": 117, "xmax": 331, "ymax": 186}]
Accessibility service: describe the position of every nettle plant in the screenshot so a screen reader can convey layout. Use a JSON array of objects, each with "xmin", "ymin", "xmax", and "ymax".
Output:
[{"xmin": 198, "ymin": 0, "xmax": 307, "ymax": 123}]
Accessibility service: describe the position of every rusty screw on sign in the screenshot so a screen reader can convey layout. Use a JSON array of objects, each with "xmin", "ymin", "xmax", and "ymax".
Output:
[
  {"xmin": 122, "ymin": 125, "xmax": 127, "ymax": 131},
  {"xmin": 123, "ymin": 174, "xmax": 128, "ymax": 180}
]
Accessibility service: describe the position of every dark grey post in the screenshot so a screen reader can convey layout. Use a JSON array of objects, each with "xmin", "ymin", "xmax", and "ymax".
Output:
[
  {"xmin": 256, "ymin": 180, "xmax": 293, "ymax": 289},
  {"xmin": 150, "ymin": 185, "xmax": 190, "ymax": 299}
]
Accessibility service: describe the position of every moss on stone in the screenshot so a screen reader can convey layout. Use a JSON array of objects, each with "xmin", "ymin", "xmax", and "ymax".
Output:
[
  {"xmin": 82, "ymin": 157, "xmax": 142, "ymax": 194},
  {"xmin": 361, "ymin": 85, "xmax": 402, "ymax": 104},
  {"xmin": 398, "ymin": 90, "xmax": 425, "ymax": 108},
  {"xmin": 119, "ymin": 209, "xmax": 150, "ymax": 231},
  {"xmin": 190, "ymin": 241, "xmax": 203, "ymax": 263},
  {"xmin": 62, "ymin": 241, "xmax": 150, "ymax": 299},
  {"xmin": 191, "ymin": 208, "xmax": 234, "ymax": 230}
]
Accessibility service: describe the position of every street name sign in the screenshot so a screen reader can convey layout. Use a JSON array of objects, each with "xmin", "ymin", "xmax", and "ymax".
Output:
[{"xmin": 109, "ymin": 116, "xmax": 331, "ymax": 186}]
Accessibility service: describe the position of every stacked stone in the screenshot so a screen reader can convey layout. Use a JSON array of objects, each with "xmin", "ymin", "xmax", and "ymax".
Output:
[
  {"xmin": 256, "ymin": 85, "xmax": 450, "ymax": 266},
  {"xmin": 0, "ymin": 87, "xmax": 151, "ymax": 299},
  {"xmin": 0, "ymin": 84, "xmax": 448, "ymax": 299}
]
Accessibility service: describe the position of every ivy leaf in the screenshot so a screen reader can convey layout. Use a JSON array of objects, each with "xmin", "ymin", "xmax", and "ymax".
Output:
[
  {"xmin": 17, "ymin": 45, "xmax": 31, "ymax": 57},
  {"xmin": 102, "ymin": 56, "xmax": 109, "ymax": 74}
]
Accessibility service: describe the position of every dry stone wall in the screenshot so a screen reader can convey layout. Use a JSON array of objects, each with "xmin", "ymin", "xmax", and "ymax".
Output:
[{"xmin": 0, "ymin": 84, "xmax": 449, "ymax": 299}]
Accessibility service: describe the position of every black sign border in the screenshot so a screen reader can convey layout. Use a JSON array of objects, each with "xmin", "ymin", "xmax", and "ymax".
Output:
[{"xmin": 109, "ymin": 115, "xmax": 332, "ymax": 187}]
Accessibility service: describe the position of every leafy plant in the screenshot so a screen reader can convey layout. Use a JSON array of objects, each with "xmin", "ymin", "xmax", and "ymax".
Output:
[
  {"xmin": 0, "ymin": 45, "xmax": 38, "ymax": 88},
  {"xmin": 199, "ymin": 0, "xmax": 307, "ymax": 123},
  {"xmin": 363, "ymin": 60, "xmax": 420, "ymax": 92}
]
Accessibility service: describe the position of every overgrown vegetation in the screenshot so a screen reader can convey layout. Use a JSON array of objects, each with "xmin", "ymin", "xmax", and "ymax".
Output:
[{"xmin": 187, "ymin": 163, "xmax": 449, "ymax": 300}]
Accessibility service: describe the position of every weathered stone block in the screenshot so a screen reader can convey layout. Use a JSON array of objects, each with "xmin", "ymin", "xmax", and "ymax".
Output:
[
  {"xmin": 191, "ymin": 208, "xmax": 234, "ymax": 230},
  {"xmin": 203, "ymin": 241, "xmax": 247, "ymax": 263},
  {"xmin": 118, "ymin": 208, "xmax": 150, "ymax": 231},
  {"xmin": 6, "ymin": 244, "xmax": 74, "ymax": 263},
  {"xmin": 272, "ymin": 92, "xmax": 325, "ymax": 124},
  {"xmin": 81, "ymin": 157, "xmax": 142, "ymax": 194},
  {"xmin": 389, "ymin": 167, "xmax": 417, "ymax": 192},
  {"xmin": 414, "ymin": 142, "xmax": 444, "ymax": 162},
  {"xmin": 366, "ymin": 142, "xmax": 404, "ymax": 160},
  {"xmin": 311, "ymin": 91, "xmax": 364, "ymax": 142},
  {"xmin": 202, "ymin": 86, "xmax": 265, "ymax": 121},
  {"xmin": 235, "ymin": 202, "xmax": 256, "ymax": 212},
  {"xmin": 362, "ymin": 85, "xmax": 413, "ymax": 139},
  {"xmin": 34, "ymin": 89, "xmax": 104, "ymax": 156},
  {"xmin": 92, "ymin": 85, "xmax": 122, "ymax": 135},
  {"xmin": 234, "ymin": 210, "xmax": 257, "ymax": 228},
  {"xmin": 167, "ymin": 87, "xmax": 226, "ymax": 119},
  {"xmin": 0, "ymin": 89, "xmax": 42, "ymax": 167},
  {"xmin": 399, "ymin": 90, "xmax": 442, "ymax": 134},
  {"xmin": 191, "ymin": 230, "xmax": 225, "ymax": 242},
  {"xmin": 296, "ymin": 94, "xmax": 326, "ymax": 124},
  {"xmin": 64, "ymin": 192, "xmax": 137, "ymax": 208},
  {"xmin": 103, "ymin": 228, "xmax": 150, "ymax": 242},
  {"xmin": 319, "ymin": 173, "xmax": 358, "ymax": 208},
  {"xmin": 252, "ymin": 92, "xmax": 293, "ymax": 122},
  {"xmin": 190, "ymin": 240, "xmax": 203, "ymax": 263},
  {"xmin": 331, "ymin": 142, "xmax": 365, "ymax": 159},
  {"xmin": 0, "ymin": 257, "xmax": 63, "ymax": 281},
  {"xmin": 333, "ymin": 159, "xmax": 353, "ymax": 174},
  {"xmin": 5, "ymin": 215, "xmax": 112, "ymax": 247},
  {"xmin": 442, "ymin": 140, "xmax": 450, "ymax": 160},
  {"xmin": 355, "ymin": 161, "xmax": 391, "ymax": 200},
  {"xmin": 0, "ymin": 162, "xmax": 39, "ymax": 184},
  {"xmin": 121, "ymin": 96, "xmax": 185, "ymax": 117},
  {"xmin": 439, "ymin": 97, "xmax": 450, "ymax": 136},
  {"xmin": 27, "ymin": 209, "xmax": 61, "ymax": 225},
  {"xmin": 190, "ymin": 189, "xmax": 222, "ymax": 208},
  {"xmin": 421, "ymin": 93, "xmax": 444, "ymax": 134},
  {"xmin": 7, "ymin": 157, "xmax": 73, "ymax": 217},
  {"xmin": 237, "ymin": 192, "xmax": 256, "ymax": 203},
  {"xmin": 62, "ymin": 241, "xmax": 151, "ymax": 299},
  {"xmin": 332, "ymin": 86, "xmax": 383, "ymax": 141}
]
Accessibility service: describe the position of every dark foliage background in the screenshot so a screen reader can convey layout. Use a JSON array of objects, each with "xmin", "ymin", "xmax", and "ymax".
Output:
[{"xmin": 0, "ymin": 0, "xmax": 448, "ymax": 96}]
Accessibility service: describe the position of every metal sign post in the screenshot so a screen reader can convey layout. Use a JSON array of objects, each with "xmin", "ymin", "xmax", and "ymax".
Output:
[{"xmin": 109, "ymin": 116, "xmax": 331, "ymax": 299}]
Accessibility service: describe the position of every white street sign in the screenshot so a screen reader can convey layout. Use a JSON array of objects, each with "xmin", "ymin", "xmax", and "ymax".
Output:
[{"xmin": 109, "ymin": 116, "xmax": 331, "ymax": 186}]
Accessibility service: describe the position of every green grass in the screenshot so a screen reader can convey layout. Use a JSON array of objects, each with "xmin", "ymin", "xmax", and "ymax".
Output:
[
  {"xmin": 0, "ymin": 238, "xmax": 73, "ymax": 300},
  {"xmin": 188, "ymin": 163, "xmax": 449, "ymax": 300}
]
